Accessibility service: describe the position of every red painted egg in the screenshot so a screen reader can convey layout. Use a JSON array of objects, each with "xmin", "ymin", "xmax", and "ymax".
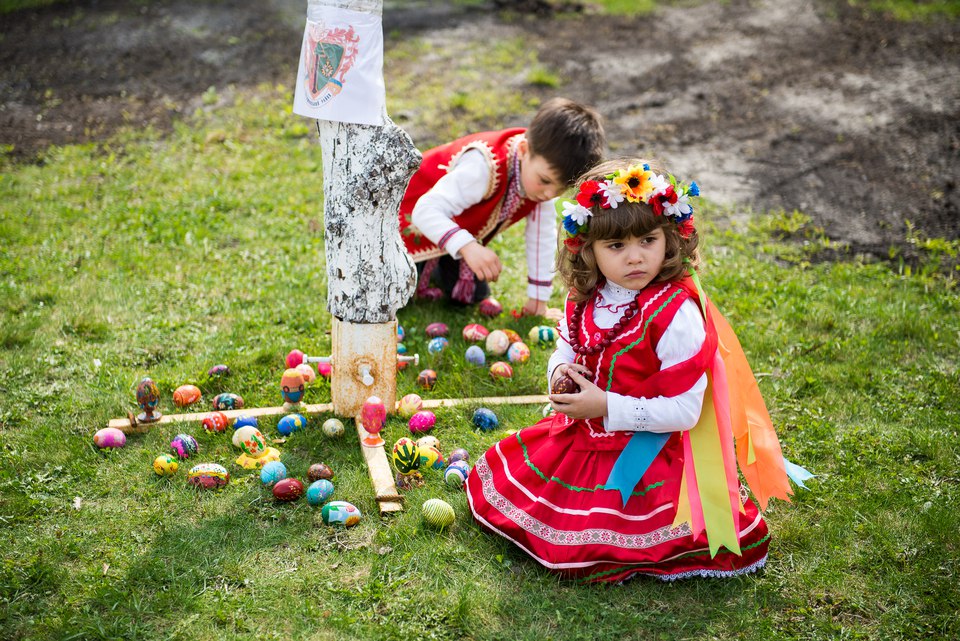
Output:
[
  {"xmin": 201, "ymin": 411, "xmax": 229, "ymax": 433},
  {"xmin": 408, "ymin": 410, "xmax": 436, "ymax": 434},
  {"xmin": 478, "ymin": 297, "xmax": 503, "ymax": 317},
  {"xmin": 425, "ymin": 322, "xmax": 449, "ymax": 338},
  {"xmin": 462, "ymin": 323, "xmax": 490, "ymax": 342},
  {"xmin": 489, "ymin": 361, "xmax": 514, "ymax": 379},
  {"xmin": 416, "ymin": 369, "xmax": 438, "ymax": 390},
  {"xmin": 272, "ymin": 478, "xmax": 305, "ymax": 502},
  {"xmin": 361, "ymin": 396, "xmax": 387, "ymax": 435}
]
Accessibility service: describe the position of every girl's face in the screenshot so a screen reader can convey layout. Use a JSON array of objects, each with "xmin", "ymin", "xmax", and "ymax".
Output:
[
  {"xmin": 518, "ymin": 139, "xmax": 564, "ymax": 202},
  {"xmin": 592, "ymin": 228, "xmax": 667, "ymax": 291}
]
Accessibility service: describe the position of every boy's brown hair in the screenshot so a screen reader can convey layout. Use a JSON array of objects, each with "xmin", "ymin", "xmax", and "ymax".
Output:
[
  {"xmin": 556, "ymin": 158, "xmax": 701, "ymax": 302},
  {"xmin": 526, "ymin": 98, "xmax": 606, "ymax": 186}
]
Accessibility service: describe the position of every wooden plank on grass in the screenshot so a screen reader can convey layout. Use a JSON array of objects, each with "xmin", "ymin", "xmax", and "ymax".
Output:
[{"xmin": 355, "ymin": 412, "xmax": 403, "ymax": 514}]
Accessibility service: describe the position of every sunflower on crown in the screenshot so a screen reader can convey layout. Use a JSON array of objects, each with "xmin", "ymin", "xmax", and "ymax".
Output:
[{"xmin": 557, "ymin": 163, "xmax": 700, "ymax": 253}]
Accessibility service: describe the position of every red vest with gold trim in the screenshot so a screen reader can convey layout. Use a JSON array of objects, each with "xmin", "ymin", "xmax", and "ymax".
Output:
[{"xmin": 398, "ymin": 128, "xmax": 540, "ymax": 262}]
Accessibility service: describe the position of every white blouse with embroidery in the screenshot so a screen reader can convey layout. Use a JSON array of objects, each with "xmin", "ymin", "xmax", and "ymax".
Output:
[
  {"xmin": 410, "ymin": 147, "xmax": 557, "ymax": 301},
  {"xmin": 547, "ymin": 281, "xmax": 708, "ymax": 433}
]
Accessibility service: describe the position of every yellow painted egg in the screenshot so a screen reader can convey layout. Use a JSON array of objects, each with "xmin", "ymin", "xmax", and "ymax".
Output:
[
  {"xmin": 422, "ymin": 498, "xmax": 456, "ymax": 528},
  {"xmin": 392, "ymin": 437, "xmax": 421, "ymax": 474},
  {"xmin": 398, "ymin": 393, "xmax": 423, "ymax": 417},
  {"xmin": 153, "ymin": 454, "xmax": 179, "ymax": 476}
]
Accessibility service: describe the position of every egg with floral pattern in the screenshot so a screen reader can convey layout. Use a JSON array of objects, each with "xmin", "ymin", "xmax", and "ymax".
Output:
[
  {"xmin": 321, "ymin": 501, "xmax": 362, "ymax": 526},
  {"xmin": 212, "ymin": 392, "xmax": 244, "ymax": 411},
  {"xmin": 201, "ymin": 412, "xmax": 229, "ymax": 433}
]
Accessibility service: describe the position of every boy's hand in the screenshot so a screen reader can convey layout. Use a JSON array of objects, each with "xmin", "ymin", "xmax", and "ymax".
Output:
[
  {"xmin": 519, "ymin": 298, "xmax": 563, "ymax": 321},
  {"xmin": 460, "ymin": 241, "xmax": 502, "ymax": 282},
  {"xmin": 549, "ymin": 366, "xmax": 606, "ymax": 419}
]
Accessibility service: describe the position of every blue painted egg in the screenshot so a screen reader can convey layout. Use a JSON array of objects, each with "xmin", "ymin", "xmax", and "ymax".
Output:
[
  {"xmin": 465, "ymin": 345, "xmax": 486, "ymax": 366},
  {"xmin": 233, "ymin": 415, "xmax": 258, "ymax": 430},
  {"xmin": 306, "ymin": 479, "xmax": 335, "ymax": 506},
  {"xmin": 259, "ymin": 461, "xmax": 288, "ymax": 486},
  {"xmin": 472, "ymin": 408, "xmax": 499, "ymax": 431},
  {"xmin": 444, "ymin": 460, "xmax": 470, "ymax": 487},
  {"xmin": 277, "ymin": 413, "xmax": 306, "ymax": 436},
  {"xmin": 397, "ymin": 342, "xmax": 407, "ymax": 355},
  {"xmin": 427, "ymin": 336, "xmax": 448, "ymax": 354},
  {"xmin": 397, "ymin": 326, "xmax": 405, "ymax": 342},
  {"xmin": 321, "ymin": 501, "xmax": 362, "ymax": 526},
  {"xmin": 212, "ymin": 392, "xmax": 244, "ymax": 411}
]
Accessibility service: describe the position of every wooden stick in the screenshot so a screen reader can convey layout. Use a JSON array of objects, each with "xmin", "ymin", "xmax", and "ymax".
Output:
[{"xmin": 354, "ymin": 412, "xmax": 403, "ymax": 514}]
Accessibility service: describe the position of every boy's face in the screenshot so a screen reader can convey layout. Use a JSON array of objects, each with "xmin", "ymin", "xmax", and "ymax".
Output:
[{"xmin": 518, "ymin": 140, "xmax": 564, "ymax": 202}]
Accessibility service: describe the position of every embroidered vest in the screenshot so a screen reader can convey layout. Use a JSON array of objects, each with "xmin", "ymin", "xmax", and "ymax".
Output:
[
  {"xmin": 398, "ymin": 128, "xmax": 539, "ymax": 262},
  {"xmin": 557, "ymin": 280, "xmax": 705, "ymax": 451}
]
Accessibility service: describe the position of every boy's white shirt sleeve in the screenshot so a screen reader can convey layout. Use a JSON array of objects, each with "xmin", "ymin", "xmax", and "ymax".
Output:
[
  {"xmin": 546, "ymin": 312, "xmax": 572, "ymax": 386},
  {"xmin": 525, "ymin": 199, "xmax": 557, "ymax": 301},
  {"xmin": 604, "ymin": 299, "xmax": 708, "ymax": 433},
  {"xmin": 409, "ymin": 150, "xmax": 489, "ymax": 259}
]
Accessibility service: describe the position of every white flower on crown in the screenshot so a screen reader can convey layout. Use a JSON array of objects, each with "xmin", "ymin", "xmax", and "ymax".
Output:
[
  {"xmin": 663, "ymin": 190, "xmax": 693, "ymax": 219},
  {"xmin": 597, "ymin": 180, "xmax": 625, "ymax": 209},
  {"xmin": 562, "ymin": 200, "xmax": 593, "ymax": 226},
  {"xmin": 647, "ymin": 173, "xmax": 671, "ymax": 201}
]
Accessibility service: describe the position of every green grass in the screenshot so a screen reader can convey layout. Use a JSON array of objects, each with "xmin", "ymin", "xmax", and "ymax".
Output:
[{"xmin": 2, "ymin": 25, "xmax": 960, "ymax": 641}]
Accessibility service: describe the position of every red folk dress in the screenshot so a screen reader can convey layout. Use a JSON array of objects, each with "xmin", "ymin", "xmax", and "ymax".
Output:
[{"xmin": 466, "ymin": 279, "xmax": 770, "ymax": 582}]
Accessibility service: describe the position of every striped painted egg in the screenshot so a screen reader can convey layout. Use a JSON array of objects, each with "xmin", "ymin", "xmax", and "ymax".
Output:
[
  {"xmin": 422, "ymin": 498, "xmax": 456, "ymax": 528},
  {"xmin": 187, "ymin": 463, "xmax": 229, "ymax": 490},
  {"xmin": 277, "ymin": 413, "xmax": 307, "ymax": 436},
  {"xmin": 272, "ymin": 478, "xmax": 305, "ymax": 502},
  {"xmin": 507, "ymin": 341, "xmax": 531, "ymax": 363},
  {"xmin": 462, "ymin": 323, "xmax": 490, "ymax": 342},
  {"xmin": 170, "ymin": 434, "xmax": 198, "ymax": 459},
  {"xmin": 201, "ymin": 411, "xmax": 229, "ymax": 433},
  {"xmin": 392, "ymin": 437, "xmax": 421, "ymax": 474},
  {"xmin": 173, "ymin": 384, "xmax": 202, "ymax": 407},
  {"xmin": 408, "ymin": 410, "xmax": 436, "ymax": 434},
  {"xmin": 444, "ymin": 461, "xmax": 470, "ymax": 488},
  {"xmin": 93, "ymin": 427, "xmax": 126, "ymax": 449},
  {"xmin": 306, "ymin": 479, "xmax": 335, "ymax": 506},
  {"xmin": 528, "ymin": 325, "xmax": 558, "ymax": 346},
  {"xmin": 212, "ymin": 392, "xmax": 244, "ymax": 411},
  {"xmin": 448, "ymin": 448, "xmax": 470, "ymax": 465},
  {"xmin": 280, "ymin": 368, "xmax": 305, "ymax": 404},
  {"xmin": 489, "ymin": 361, "xmax": 514, "ymax": 379},
  {"xmin": 485, "ymin": 330, "xmax": 510, "ymax": 355},
  {"xmin": 321, "ymin": 501, "xmax": 362, "ymax": 526},
  {"xmin": 425, "ymin": 322, "xmax": 449, "ymax": 338},
  {"xmin": 398, "ymin": 393, "xmax": 422, "ymax": 417}
]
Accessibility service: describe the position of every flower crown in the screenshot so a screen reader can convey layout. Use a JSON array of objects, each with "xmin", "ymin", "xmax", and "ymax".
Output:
[{"xmin": 556, "ymin": 163, "xmax": 699, "ymax": 254}]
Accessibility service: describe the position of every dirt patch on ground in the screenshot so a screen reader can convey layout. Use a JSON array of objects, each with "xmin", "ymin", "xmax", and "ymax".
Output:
[{"xmin": 2, "ymin": 0, "xmax": 958, "ymax": 259}]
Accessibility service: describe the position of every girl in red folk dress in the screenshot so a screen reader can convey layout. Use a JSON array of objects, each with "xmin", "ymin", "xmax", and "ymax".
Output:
[{"xmin": 466, "ymin": 158, "xmax": 810, "ymax": 583}]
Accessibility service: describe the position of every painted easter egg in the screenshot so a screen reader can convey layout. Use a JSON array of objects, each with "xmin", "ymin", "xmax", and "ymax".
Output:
[
  {"xmin": 392, "ymin": 437, "xmax": 421, "ymax": 474},
  {"xmin": 212, "ymin": 392, "xmax": 244, "ymax": 411},
  {"xmin": 485, "ymin": 330, "xmax": 510, "ymax": 355},
  {"xmin": 306, "ymin": 479, "xmax": 335, "ymax": 506},
  {"xmin": 173, "ymin": 384, "xmax": 202, "ymax": 408},
  {"xmin": 528, "ymin": 325, "xmax": 558, "ymax": 346},
  {"xmin": 507, "ymin": 341, "xmax": 531, "ymax": 363},
  {"xmin": 422, "ymin": 498, "xmax": 456, "ymax": 528},
  {"xmin": 286, "ymin": 349, "xmax": 304, "ymax": 368},
  {"xmin": 93, "ymin": 427, "xmax": 126, "ymax": 449},
  {"xmin": 280, "ymin": 368, "xmax": 305, "ymax": 404},
  {"xmin": 233, "ymin": 427, "xmax": 267, "ymax": 458},
  {"xmin": 170, "ymin": 434, "xmax": 198, "ymax": 459},
  {"xmin": 361, "ymin": 396, "xmax": 387, "ymax": 435},
  {"xmin": 277, "ymin": 413, "xmax": 306, "ymax": 437},
  {"xmin": 427, "ymin": 336, "xmax": 449, "ymax": 355},
  {"xmin": 489, "ymin": 361, "xmax": 514, "ymax": 379},
  {"xmin": 136, "ymin": 377, "xmax": 161, "ymax": 412},
  {"xmin": 259, "ymin": 460, "xmax": 287, "ymax": 487},
  {"xmin": 317, "ymin": 362, "xmax": 332, "ymax": 378},
  {"xmin": 416, "ymin": 435, "xmax": 440, "ymax": 451},
  {"xmin": 398, "ymin": 393, "xmax": 422, "ymax": 417},
  {"xmin": 552, "ymin": 373, "xmax": 580, "ymax": 395},
  {"xmin": 295, "ymin": 363, "xmax": 316, "ymax": 384},
  {"xmin": 207, "ymin": 364, "xmax": 230, "ymax": 377},
  {"xmin": 322, "ymin": 418, "xmax": 345, "ymax": 438},
  {"xmin": 396, "ymin": 326, "xmax": 405, "ymax": 343},
  {"xmin": 187, "ymin": 463, "xmax": 229, "ymax": 490},
  {"xmin": 425, "ymin": 322, "xmax": 449, "ymax": 338},
  {"xmin": 307, "ymin": 463, "xmax": 334, "ymax": 482},
  {"xmin": 233, "ymin": 415, "xmax": 258, "ymax": 431},
  {"xmin": 408, "ymin": 410, "xmax": 436, "ymax": 435},
  {"xmin": 201, "ymin": 411, "xmax": 229, "ymax": 433},
  {"xmin": 478, "ymin": 297, "xmax": 503, "ymax": 317},
  {"xmin": 272, "ymin": 478, "xmax": 305, "ymax": 502},
  {"xmin": 321, "ymin": 501, "xmax": 362, "ymax": 527},
  {"xmin": 472, "ymin": 408, "xmax": 499, "ymax": 431},
  {"xmin": 465, "ymin": 345, "xmax": 486, "ymax": 366},
  {"xmin": 153, "ymin": 454, "xmax": 178, "ymax": 476},
  {"xmin": 397, "ymin": 342, "xmax": 407, "ymax": 355},
  {"xmin": 448, "ymin": 448, "xmax": 470, "ymax": 465},
  {"xmin": 418, "ymin": 445, "xmax": 445, "ymax": 471},
  {"xmin": 444, "ymin": 461, "xmax": 470, "ymax": 488},
  {"xmin": 462, "ymin": 323, "xmax": 490, "ymax": 342},
  {"xmin": 503, "ymin": 329, "xmax": 522, "ymax": 344},
  {"xmin": 416, "ymin": 369, "xmax": 438, "ymax": 390}
]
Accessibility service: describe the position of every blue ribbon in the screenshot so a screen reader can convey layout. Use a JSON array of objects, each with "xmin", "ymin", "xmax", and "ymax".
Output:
[
  {"xmin": 606, "ymin": 431, "xmax": 671, "ymax": 506},
  {"xmin": 783, "ymin": 458, "xmax": 815, "ymax": 490}
]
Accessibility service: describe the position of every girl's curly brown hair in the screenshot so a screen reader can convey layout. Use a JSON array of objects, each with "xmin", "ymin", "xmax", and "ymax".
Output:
[{"xmin": 556, "ymin": 158, "xmax": 701, "ymax": 303}]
